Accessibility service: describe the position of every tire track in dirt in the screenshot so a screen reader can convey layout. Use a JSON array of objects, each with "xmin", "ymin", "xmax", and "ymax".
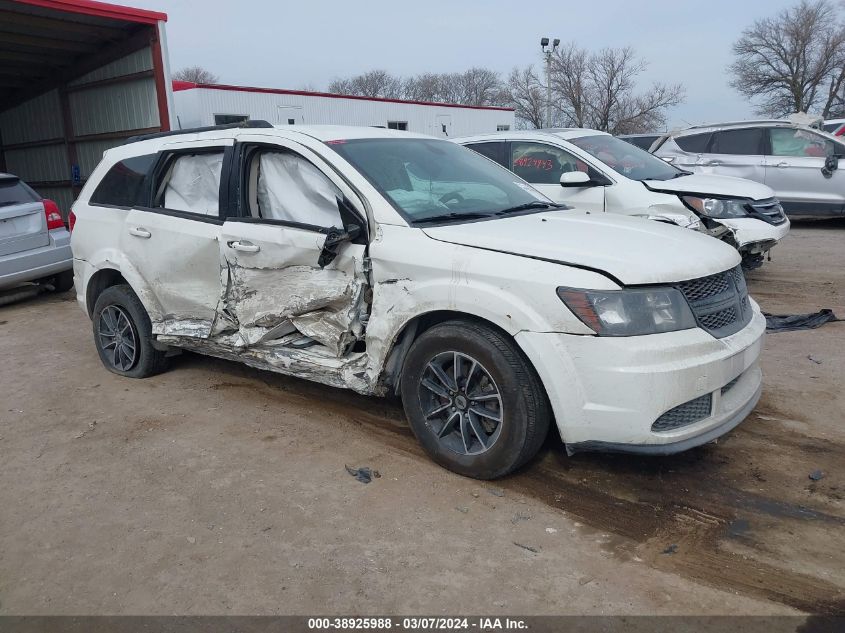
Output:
[{"xmin": 202, "ymin": 358, "xmax": 845, "ymax": 614}]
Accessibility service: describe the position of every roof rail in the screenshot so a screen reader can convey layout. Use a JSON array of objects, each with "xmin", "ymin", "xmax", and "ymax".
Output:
[{"xmin": 125, "ymin": 120, "xmax": 274, "ymax": 144}]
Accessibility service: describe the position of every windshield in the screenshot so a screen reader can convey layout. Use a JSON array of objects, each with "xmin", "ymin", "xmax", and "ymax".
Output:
[
  {"xmin": 328, "ymin": 138, "xmax": 554, "ymax": 223},
  {"xmin": 569, "ymin": 134, "xmax": 682, "ymax": 181}
]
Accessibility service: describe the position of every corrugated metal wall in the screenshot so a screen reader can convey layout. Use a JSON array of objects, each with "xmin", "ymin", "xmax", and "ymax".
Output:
[
  {"xmin": 0, "ymin": 46, "xmax": 160, "ymax": 216},
  {"xmin": 174, "ymin": 89, "xmax": 515, "ymax": 138}
]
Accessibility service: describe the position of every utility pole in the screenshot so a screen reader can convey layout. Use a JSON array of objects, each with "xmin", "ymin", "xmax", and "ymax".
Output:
[{"xmin": 540, "ymin": 37, "xmax": 560, "ymax": 129}]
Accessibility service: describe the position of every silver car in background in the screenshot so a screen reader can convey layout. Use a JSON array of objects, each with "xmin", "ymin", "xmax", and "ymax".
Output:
[
  {"xmin": 0, "ymin": 173, "xmax": 73, "ymax": 293},
  {"xmin": 653, "ymin": 120, "xmax": 845, "ymax": 218}
]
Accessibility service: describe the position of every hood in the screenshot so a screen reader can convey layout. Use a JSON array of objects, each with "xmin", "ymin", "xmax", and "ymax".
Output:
[
  {"xmin": 642, "ymin": 173, "xmax": 774, "ymax": 201},
  {"xmin": 422, "ymin": 210, "xmax": 740, "ymax": 286}
]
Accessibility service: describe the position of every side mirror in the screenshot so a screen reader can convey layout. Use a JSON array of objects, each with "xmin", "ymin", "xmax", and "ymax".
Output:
[
  {"xmin": 822, "ymin": 154, "xmax": 839, "ymax": 178},
  {"xmin": 560, "ymin": 171, "xmax": 592, "ymax": 187},
  {"xmin": 318, "ymin": 223, "xmax": 361, "ymax": 268}
]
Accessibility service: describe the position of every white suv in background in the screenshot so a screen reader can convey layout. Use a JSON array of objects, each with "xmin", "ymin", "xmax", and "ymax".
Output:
[
  {"xmin": 455, "ymin": 130, "xmax": 790, "ymax": 269},
  {"xmin": 71, "ymin": 123, "xmax": 765, "ymax": 479},
  {"xmin": 653, "ymin": 120, "xmax": 845, "ymax": 219}
]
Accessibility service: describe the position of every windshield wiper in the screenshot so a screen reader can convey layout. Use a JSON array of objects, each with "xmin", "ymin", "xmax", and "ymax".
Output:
[
  {"xmin": 494, "ymin": 201, "xmax": 563, "ymax": 215},
  {"xmin": 413, "ymin": 211, "xmax": 494, "ymax": 224}
]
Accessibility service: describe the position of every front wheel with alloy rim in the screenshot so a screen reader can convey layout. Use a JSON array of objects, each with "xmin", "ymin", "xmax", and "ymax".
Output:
[
  {"xmin": 400, "ymin": 320, "xmax": 550, "ymax": 479},
  {"xmin": 92, "ymin": 284, "xmax": 169, "ymax": 378}
]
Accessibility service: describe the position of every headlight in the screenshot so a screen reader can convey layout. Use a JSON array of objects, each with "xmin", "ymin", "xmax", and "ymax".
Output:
[
  {"xmin": 557, "ymin": 287, "xmax": 697, "ymax": 336},
  {"xmin": 681, "ymin": 196, "xmax": 749, "ymax": 218}
]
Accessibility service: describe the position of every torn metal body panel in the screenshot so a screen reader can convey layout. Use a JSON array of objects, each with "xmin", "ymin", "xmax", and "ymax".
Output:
[
  {"xmin": 157, "ymin": 333, "xmax": 371, "ymax": 394},
  {"xmin": 220, "ymin": 262, "xmax": 364, "ymax": 354}
]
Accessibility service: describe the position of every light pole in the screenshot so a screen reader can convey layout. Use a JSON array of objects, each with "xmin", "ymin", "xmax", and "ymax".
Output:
[{"xmin": 540, "ymin": 37, "xmax": 560, "ymax": 129}]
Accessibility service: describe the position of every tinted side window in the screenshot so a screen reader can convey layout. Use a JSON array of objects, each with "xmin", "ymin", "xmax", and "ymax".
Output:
[
  {"xmin": 511, "ymin": 141, "xmax": 593, "ymax": 185},
  {"xmin": 89, "ymin": 154, "xmax": 157, "ymax": 207},
  {"xmin": 465, "ymin": 142, "xmax": 506, "ymax": 166},
  {"xmin": 711, "ymin": 128, "xmax": 764, "ymax": 155},
  {"xmin": 624, "ymin": 136, "xmax": 658, "ymax": 150},
  {"xmin": 675, "ymin": 133, "xmax": 711, "ymax": 153}
]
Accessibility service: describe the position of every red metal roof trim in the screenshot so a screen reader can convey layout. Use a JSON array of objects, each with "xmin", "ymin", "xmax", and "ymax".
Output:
[
  {"xmin": 172, "ymin": 81, "xmax": 515, "ymax": 112},
  {"xmin": 14, "ymin": 0, "xmax": 167, "ymax": 24}
]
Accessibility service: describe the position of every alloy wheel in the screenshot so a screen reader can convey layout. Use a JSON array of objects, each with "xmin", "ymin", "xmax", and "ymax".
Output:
[
  {"xmin": 418, "ymin": 351, "xmax": 503, "ymax": 455},
  {"xmin": 97, "ymin": 305, "xmax": 138, "ymax": 371}
]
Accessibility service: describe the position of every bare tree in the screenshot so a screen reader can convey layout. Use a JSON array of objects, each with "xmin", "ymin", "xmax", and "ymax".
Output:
[
  {"xmin": 729, "ymin": 0, "xmax": 845, "ymax": 117},
  {"xmin": 454, "ymin": 67, "xmax": 504, "ymax": 106},
  {"xmin": 549, "ymin": 43, "xmax": 590, "ymax": 128},
  {"xmin": 542, "ymin": 43, "xmax": 684, "ymax": 133},
  {"xmin": 332, "ymin": 68, "xmax": 505, "ymax": 106},
  {"xmin": 172, "ymin": 66, "xmax": 219, "ymax": 84},
  {"xmin": 328, "ymin": 70, "xmax": 404, "ymax": 99},
  {"xmin": 503, "ymin": 66, "xmax": 546, "ymax": 129},
  {"xmin": 403, "ymin": 72, "xmax": 447, "ymax": 102}
]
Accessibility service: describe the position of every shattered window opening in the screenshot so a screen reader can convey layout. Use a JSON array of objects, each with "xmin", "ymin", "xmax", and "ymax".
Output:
[
  {"xmin": 251, "ymin": 150, "xmax": 344, "ymax": 228},
  {"xmin": 156, "ymin": 151, "xmax": 225, "ymax": 217}
]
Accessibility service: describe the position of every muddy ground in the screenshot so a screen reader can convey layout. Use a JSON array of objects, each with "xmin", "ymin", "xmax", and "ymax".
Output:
[{"xmin": 0, "ymin": 221, "xmax": 843, "ymax": 616}]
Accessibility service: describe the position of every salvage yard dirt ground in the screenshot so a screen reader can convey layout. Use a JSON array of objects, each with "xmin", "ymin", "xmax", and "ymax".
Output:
[{"xmin": 1, "ymin": 221, "xmax": 843, "ymax": 616}]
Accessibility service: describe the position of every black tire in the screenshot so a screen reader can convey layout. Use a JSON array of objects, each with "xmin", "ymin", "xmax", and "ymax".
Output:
[
  {"xmin": 400, "ymin": 320, "xmax": 550, "ymax": 480},
  {"xmin": 52, "ymin": 269, "xmax": 74, "ymax": 292},
  {"xmin": 92, "ymin": 284, "xmax": 169, "ymax": 378}
]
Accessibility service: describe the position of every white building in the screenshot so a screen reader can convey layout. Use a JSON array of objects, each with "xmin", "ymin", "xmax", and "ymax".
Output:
[{"xmin": 172, "ymin": 81, "xmax": 515, "ymax": 138}]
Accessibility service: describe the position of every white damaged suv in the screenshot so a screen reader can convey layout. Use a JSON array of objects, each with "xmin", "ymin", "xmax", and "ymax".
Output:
[{"xmin": 71, "ymin": 124, "xmax": 766, "ymax": 479}]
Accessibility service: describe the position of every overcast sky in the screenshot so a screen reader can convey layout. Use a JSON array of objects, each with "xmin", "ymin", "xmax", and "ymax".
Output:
[{"xmin": 150, "ymin": 0, "xmax": 799, "ymax": 128}]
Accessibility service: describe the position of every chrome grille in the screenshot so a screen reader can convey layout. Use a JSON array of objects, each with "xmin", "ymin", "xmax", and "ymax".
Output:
[
  {"xmin": 652, "ymin": 394, "xmax": 713, "ymax": 432},
  {"xmin": 677, "ymin": 265, "xmax": 752, "ymax": 338}
]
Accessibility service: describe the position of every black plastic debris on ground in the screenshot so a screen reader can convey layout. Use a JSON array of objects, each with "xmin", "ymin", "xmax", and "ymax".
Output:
[
  {"xmin": 345, "ymin": 465, "xmax": 380, "ymax": 484},
  {"xmin": 764, "ymin": 309, "xmax": 841, "ymax": 333}
]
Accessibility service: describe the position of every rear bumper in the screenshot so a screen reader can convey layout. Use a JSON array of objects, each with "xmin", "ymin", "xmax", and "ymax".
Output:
[
  {"xmin": 516, "ymin": 306, "xmax": 766, "ymax": 452},
  {"xmin": 0, "ymin": 229, "xmax": 72, "ymax": 290}
]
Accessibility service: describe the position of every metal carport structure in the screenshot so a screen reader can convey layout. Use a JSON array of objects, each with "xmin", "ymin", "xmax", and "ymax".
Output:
[{"xmin": 0, "ymin": 0, "xmax": 173, "ymax": 217}]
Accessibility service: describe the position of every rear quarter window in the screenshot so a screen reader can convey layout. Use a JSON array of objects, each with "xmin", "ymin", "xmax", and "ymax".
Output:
[
  {"xmin": 675, "ymin": 133, "xmax": 712, "ymax": 153},
  {"xmin": 710, "ymin": 128, "xmax": 764, "ymax": 155},
  {"xmin": 89, "ymin": 154, "xmax": 157, "ymax": 207},
  {"xmin": 465, "ymin": 142, "xmax": 507, "ymax": 166}
]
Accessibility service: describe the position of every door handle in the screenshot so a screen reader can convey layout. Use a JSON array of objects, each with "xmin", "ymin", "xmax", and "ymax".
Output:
[
  {"xmin": 704, "ymin": 160, "xmax": 722, "ymax": 166},
  {"xmin": 227, "ymin": 240, "xmax": 260, "ymax": 253},
  {"xmin": 128, "ymin": 227, "xmax": 151, "ymax": 238},
  {"xmin": 775, "ymin": 161, "xmax": 789, "ymax": 168}
]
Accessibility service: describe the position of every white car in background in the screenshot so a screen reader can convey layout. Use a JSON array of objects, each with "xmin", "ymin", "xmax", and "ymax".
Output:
[{"xmin": 455, "ymin": 129, "xmax": 790, "ymax": 269}]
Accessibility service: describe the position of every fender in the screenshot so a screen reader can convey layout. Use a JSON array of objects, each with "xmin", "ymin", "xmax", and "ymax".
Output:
[{"xmin": 78, "ymin": 246, "xmax": 166, "ymax": 322}]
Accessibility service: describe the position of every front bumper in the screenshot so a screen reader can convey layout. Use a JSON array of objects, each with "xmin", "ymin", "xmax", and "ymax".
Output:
[
  {"xmin": 516, "ymin": 306, "xmax": 766, "ymax": 453},
  {"xmin": 0, "ymin": 228, "xmax": 72, "ymax": 290},
  {"xmin": 719, "ymin": 216, "xmax": 790, "ymax": 253}
]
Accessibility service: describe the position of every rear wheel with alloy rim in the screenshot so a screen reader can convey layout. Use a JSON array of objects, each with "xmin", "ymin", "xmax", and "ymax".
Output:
[
  {"xmin": 97, "ymin": 305, "xmax": 138, "ymax": 371},
  {"xmin": 92, "ymin": 284, "xmax": 169, "ymax": 378},
  {"xmin": 400, "ymin": 320, "xmax": 550, "ymax": 479}
]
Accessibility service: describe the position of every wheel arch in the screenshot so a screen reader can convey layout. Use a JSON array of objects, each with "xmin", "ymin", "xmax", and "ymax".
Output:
[
  {"xmin": 85, "ymin": 267, "xmax": 128, "ymax": 318},
  {"xmin": 379, "ymin": 309, "xmax": 549, "ymax": 405}
]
